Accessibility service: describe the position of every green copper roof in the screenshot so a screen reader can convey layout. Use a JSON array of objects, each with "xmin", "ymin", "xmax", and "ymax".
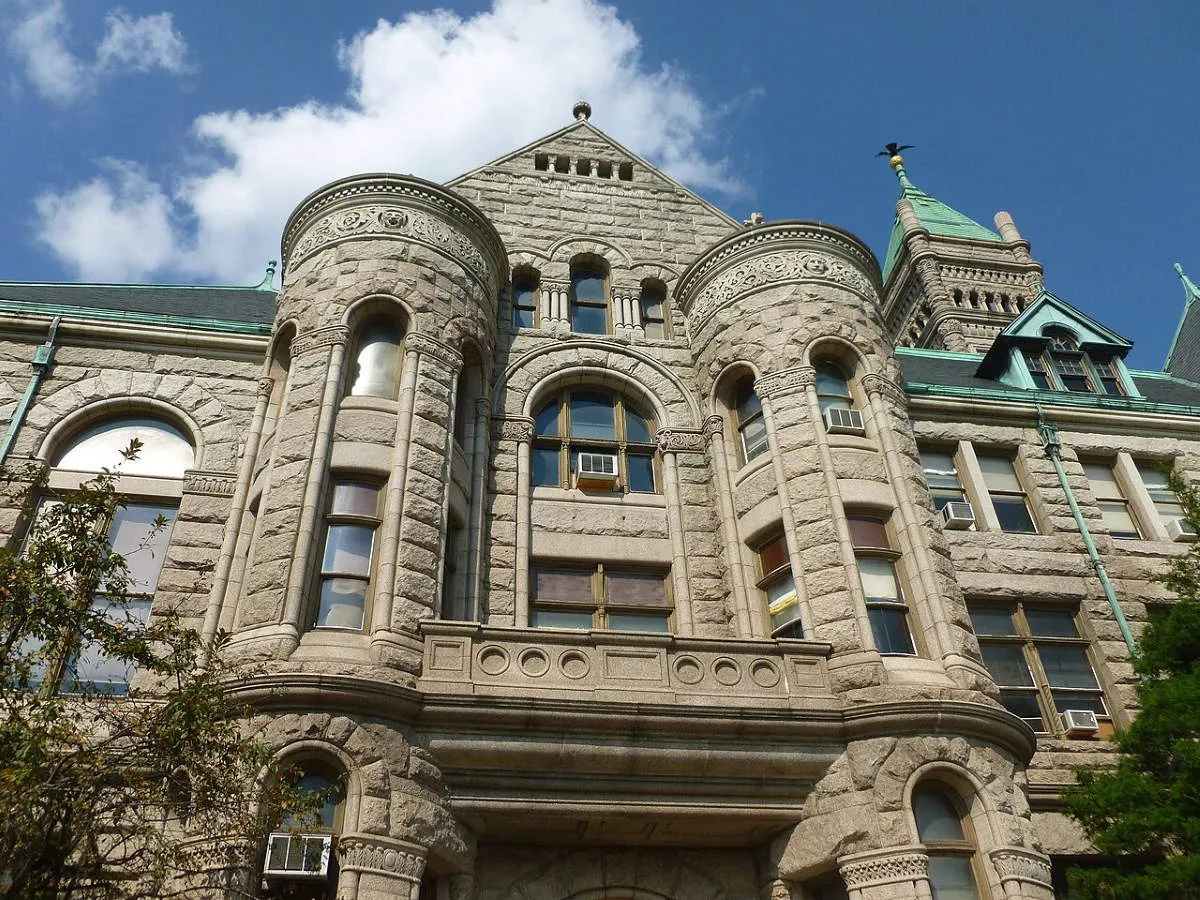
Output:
[{"xmin": 882, "ymin": 160, "xmax": 1001, "ymax": 280}]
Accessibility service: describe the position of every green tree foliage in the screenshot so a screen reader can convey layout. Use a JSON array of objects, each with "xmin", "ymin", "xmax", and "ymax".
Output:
[
  {"xmin": 1064, "ymin": 471, "xmax": 1200, "ymax": 898},
  {"xmin": 0, "ymin": 449, "xmax": 317, "ymax": 898}
]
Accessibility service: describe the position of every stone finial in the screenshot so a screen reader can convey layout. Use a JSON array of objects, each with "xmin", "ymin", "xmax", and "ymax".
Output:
[
  {"xmin": 254, "ymin": 259, "xmax": 278, "ymax": 291},
  {"xmin": 742, "ymin": 212, "xmax": 764, "ymax": 227},
  {"xmin": 572, "ymin": 100, "xmax": 592, "ymax": 121}
]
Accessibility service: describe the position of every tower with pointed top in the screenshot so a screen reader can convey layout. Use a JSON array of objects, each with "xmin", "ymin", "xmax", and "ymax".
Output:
[{"xmin": 881, "ymin": 152, "xmax": 1043, "ymax": 353}]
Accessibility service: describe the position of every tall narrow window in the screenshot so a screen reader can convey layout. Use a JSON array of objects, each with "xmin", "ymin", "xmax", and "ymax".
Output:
[
  {"xmin": 920, "ymin": 448, "xmax": 967, "ymax": 512},
  {"xmin": 314, "ymin": 482, "xmax": 382, "ymax": 630},
  {"xmin": 1091, "ymin": 358, "xmax": 1125, "ymax": 396},
  {"xmin": 1136, "ymin": 461, "xmax": 1185, "ymax": 526},
  {"xmin": 849, "ymin": 516, "xmax": 915, "ymax": 655},
  {"xmin": 977, "ymin": 454, "xmax": 1036, "ymax": 533},
  {"xmin": 348, "ymin": 318, "xmax": 402, "ymax": 398},
  {"xmin": 734, "ymin": 377, "xmax": 769, "ymax": 463},
  {"xmin": 532, "ymin": 565, "xmax": 671, "ymax": 631},
  {"xmin": 815, "ymin": 363, "xmax": 853, "ymax": 413},
  {"xmin": 1046, "ymin": 331, "xmax": 1094, "ymax": 393},
  {"xmin": 639, "ymin": 282, "xmax": 668, "ymax": 339},
  {"xmin": 1083, "ymin": 462, "xmax": 1141, "ymax": 539},
  {"xmin": 512, "ymin": 270, "xmax": 539, "ymax": 328},
  {"xmin": 913, "ymin": 784, "xmax": 982, "ymax": 900},
  {"xmin": 756, "ymin": 531, "xmax": 801, "ymax": 638},
  {"xmin": 531, "ymin": 389, "xmax": 656, "ymax": 494},
  {"xmin": 569, "ymin": 264, "xmax": 609, "ymax": 334}
]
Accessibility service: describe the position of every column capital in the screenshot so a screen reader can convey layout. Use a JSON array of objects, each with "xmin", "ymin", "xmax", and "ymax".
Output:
[
  {"xmin": 405, "ymin": 332, "xmax": 463, "ymax": 371},
  {"xmin": 338, "ymin": 833, "xmax": 426, "ymax": 882},
  {"xmin": 292, "ymin": 324, "xmax": 350, "ymax": 357},
  {"xmin": 702, "ymin": 414, "xmax": 725, "ymax": 439},
  {"xmin": 492, "ymin": 416, "xmax": 535, "ymax": 442},
  {"xmin": 474, "ymin": 397, "xmax": 493, "ymax": 417},
  {"xmin": 257, "ymin": 376, "xmax": 276, "ymax": 398},
  {"xmin": 860, "ymin": 372, "xmax": 908, "ymax": 409},
  {"xmin": 756, "ymin": 366, "xmax": 816, "ymax": 400},
  {"xmin": 655, "ymin": 427, "xmax": 706, "ymax": 454},
  {"xmin": 990, "ymin": 847, "xmax": 1053, "ymax": 891},
  {"xmin": 838, "ymin": 847, "xmax": 928, "ymax": 891}
]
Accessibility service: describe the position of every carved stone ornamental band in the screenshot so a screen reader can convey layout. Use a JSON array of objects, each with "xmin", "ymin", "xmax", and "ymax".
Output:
[
  {"xmin": 291, "ymin": 325, "xmax": 350, "ymax": 357},
  {"xmin": 406, "ymin": 332, "xmax": 464, "ymax": 372},
  {"xmin": 655, "ymin": 428, "xmax": 706, "ymax": 453},
  {"xmin": 755, "ymin": 366, "xmax": 816, "ymax": 400},
  {"xmin": 182, "ymin": 470, "xmax": 238, "ymax": 497},
  {"xmin": 860, "ymin": 373, "xmax": 909, "ymax": 409},
  {"xmin": 338, "ymin": 834, "xmax": 426, "ymax": 881},
  {"xmin": 702, "ymin": 414, "xmax": 725, "ymax": 440},
  {"xmin": 839, "ymin": 850, "xmax": 929, "ymax": 889},
  {"xmin": 492, "ymin": 416, "xmax": 535, "ymax": 442},
  {"xmin": 990, "ymin": 848, "xmax": 1053, "ymax": 888}
]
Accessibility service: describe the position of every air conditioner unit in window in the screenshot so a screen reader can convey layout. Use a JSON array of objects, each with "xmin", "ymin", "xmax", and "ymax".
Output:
[
  {"xmin": 263, "ymin": 833, "xmax": 332, "ymax": 878},
  {"xmin": 575, "ymin": 452, "xmax": 618, "ymax": 490},
  {"xmin": 822, "ymin": 407, "xmax": 865, "ymax": 436},
  {"xmin": 940, "ymin": 501, "xmax": 975, "ymax": 530},
  {"xmin": 1166, "ymin": 517, "xmax": 1198, "ymax": 543},
  {"xmin": 1060, "ymin": 709, "xmax": 1100, "ymax": 738}
]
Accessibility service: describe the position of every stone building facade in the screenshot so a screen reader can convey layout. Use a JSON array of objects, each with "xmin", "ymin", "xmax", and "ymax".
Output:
[{"xmin": 3, "ymin": 105, "xmax": 1199, "ymax": 899}]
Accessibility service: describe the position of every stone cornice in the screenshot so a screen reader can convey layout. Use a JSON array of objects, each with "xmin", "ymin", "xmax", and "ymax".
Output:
[
  {"xmin": 182, "ymin": 469, "xmax": 238, "ymax": 497},
  {"xmin": 842, "ymin": 699, "xmax": 1036, "ymax": 761}
]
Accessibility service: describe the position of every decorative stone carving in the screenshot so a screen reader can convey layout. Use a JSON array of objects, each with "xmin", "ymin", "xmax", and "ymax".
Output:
[
  {"xmin": 406, "ymin": 333, "xmax": 464, "ymax": 372},
  {"xmin": 338, "ymin": 834, "xmax": 426, "ymax": 881},
  {"xmin": 291, "ymin": 325, "xmax": 350, "ymax": 357},
  {"xmin": 702, "ymin": 414, "xmax": 725, "ymax": 440},
  {"xmin": 688, "ymin": 250, "xmax": 875, "ymax": 329},
  {"xmin": 655, "ymin": 428, "xmax": 705, "ymax": 453},
  {"xmin": 475, "ymin": 397, "xmax": 493, "ymax": 417},
  {"xmin": 755, "ymin": 366, "xmax": 816, "ymax": 400},
  {"xmin": 839, "ymin": 851, "xmax": 928, "ymax": 889},
  {"xmin": 860, "ymin": 373, "xmax": 908, "ymax": 409},
  {"xmin": 257, "ymin": 376, "xmax": 275, "ymax": 398},
  {"xmin": 493, "ymin": 417, "xmax": 535, "ymax": 442},
  {"xmin": 990, "ymin": 848, "xmax": 1053, "ymax": 888},
  {"xmin": 182, "ymin": 470, "xmax": 238, "ymax": 497}
]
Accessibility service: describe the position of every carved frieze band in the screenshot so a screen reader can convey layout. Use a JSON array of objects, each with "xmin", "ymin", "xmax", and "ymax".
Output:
[
  {"xmin": 338, "ymin": 835, "xmax": 426, "ymax": 881},
  {"xmin": 287, "ymin": 204, "xmax": 493, "ymax": 291},
  {"xmin": 492, "ymin": 416, "xmax": 535, "ymax": 442},
  {"xmin": 654, "ymin": 428, "xmax": 705, "ymax": 454},
  {"xmin": 860, "ymin": 373, "xmax": 908, "ymax": 409},
  {"xmin": 406, "ymin": 333, "xmax": 464, "ymax": 372},
  {"xmin": 292, "ymin": 325, "xmax": 350, "ymax": 357},
  {"xmin": 990, "ymin": 849, "xmax": 1053, "ymax": 888},
  {"xmin": 839, "ymin": 852, "xmax": 928, "ymax": 889},
  {"xmin": 687, "ymin": 250, "xmax": 876, "ymax": 330},
  {"xmin": 755, "ymin": 366, "xmax": 816, "ymax": 400},
  {"xmin": 182, "ymin": 470, "xmax": 238, "ymax": 497}
]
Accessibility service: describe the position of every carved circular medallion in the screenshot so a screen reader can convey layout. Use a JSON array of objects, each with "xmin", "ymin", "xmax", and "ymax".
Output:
[
  {"xmin": 712, "ymin": 657, "xmax": 742, "ymax": 686},
  {"xmin": 518, "ymin": 647, "xmax": 550, "ymax": 677},
  {"xmin": 750, "ymin": 659, "xmax": 782, "ymax": 688},
  {"xmin": 477, "ymin": 645, "xmax": 510, "ymax": 676},
  {"xmin": 558, "ymin": 649, "xmax": 591, "ymax": 680},
  {"xmin": 673, "ymin": 655, "xmax": 704, "ymax": 685}
]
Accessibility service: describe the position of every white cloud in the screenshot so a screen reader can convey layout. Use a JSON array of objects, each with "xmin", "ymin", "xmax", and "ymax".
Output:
[
  {"xmin": 7, "ymin": 1, "xmax": 188, "ymax": 103},
  {"xmin": 34, "ymin": 0, "xmax": 743, "ymax": 284}
]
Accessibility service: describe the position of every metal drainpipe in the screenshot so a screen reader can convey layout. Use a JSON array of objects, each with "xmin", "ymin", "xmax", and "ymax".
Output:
[
  {"xmin": 1036, "ymin": 408, "xmax": 1137, "ymax": 656},
  {"xmin": 0, "ymin": 317, "xmax": 60, "ymax": 465}
]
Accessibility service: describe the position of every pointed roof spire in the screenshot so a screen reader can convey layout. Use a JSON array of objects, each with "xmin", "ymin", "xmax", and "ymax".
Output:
[
  {"xmin": 253, "ymin": 260, "xmax": 277, "ymax": 291},
  {"xmin": 1176, "ymin": 262, "xmax": 1200, "ymax": 305}
]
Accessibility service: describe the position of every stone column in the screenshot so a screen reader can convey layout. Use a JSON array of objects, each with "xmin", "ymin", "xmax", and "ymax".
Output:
[
  {"xmin": 655, "ymin": 427, "xmax": 706, "ymax": 636},
  {"xmin": 500, "ymin": 417, "xmax": 535, "ymax": 627},
  {"xmin": 464, "ymin": 397, "xmax": 493, "ymax": 622},
  {"xmin": 703, "ymin": 414, "xmax": 755, "ymax": 637},
  {"xmin": 338, "ymin": 834, "xmax": 427, "ymax": 900},
  {"xmin": 838, "ymin": 848, "xmax": 931, "ymax": 900}
]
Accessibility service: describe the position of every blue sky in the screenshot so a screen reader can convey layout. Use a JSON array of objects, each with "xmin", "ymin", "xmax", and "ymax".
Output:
[{"xmin": 1, "ymin": 0, "xmax": 1197, "ymax": 369}]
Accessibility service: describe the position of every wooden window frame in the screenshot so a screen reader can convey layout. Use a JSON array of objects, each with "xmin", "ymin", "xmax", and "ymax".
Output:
[
  {"xmin": 531, "ymin": 563, "xmax": 674, "ymax": 631},
  {"xmin": 919, "ymin": 445, "xmax": 968, "ymax": 513},
  {"xmin": 755, "ymin": 530, "xmax": 802, "ymax": 639},
  {"xmin": 815, "ymin": 362, "xmax": 854, "ymax": 414},
  {"xmin": 849, "ymin": 515, "xmax": 917, "ymax": 656},
  {"xmin": 1082, "ymin": 459, "xmax": 1143, "ymax": 539},
  {"xmin": 732, "ymin": 376, "xmax": 768, "ymax": 465},
  {"xmin": 311, "ymin": 479, "xmax": 384, "ymax": 632},
  {"xmin": 976, "ymin": 452, "xmax": 1038, "ymax": 534},
  {"xmin": 639, "ymin": 283, "xmax": 669, "ymax": 339},
  {"xmin": 913, "ymin": 783, "xmax": 986, "ymax": 900},
  {"xmin": 568, "ymin": 265, "xmax": 611, "ymax": 335},
  {"xmin": 512, "ymin": 272, "xmax": 540, "ymax": 329}
]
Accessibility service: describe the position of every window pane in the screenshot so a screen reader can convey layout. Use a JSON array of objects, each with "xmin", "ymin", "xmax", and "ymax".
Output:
[
  {"xmin": 349, "ymin": 321, "xmax": 401, "ymax": 398},
  {"xmin": 1025, "ymin": 608, "xmax": 1079, "ymax": 638},
  {"xmin": 533, "ymin": 570, "xmax": 593, "ymax": 604},
  {"xmin": 1098, "ymin": 502, "xmax": 1140, "ymax": 538},
  {"xmin": 868, "ymin": 606, "xmax": 914, "ymax": 655},
  {"xmin": 921, "ymin": 451, "xmax": 962, "ymax": 489},
  {"xmin": 64, "ymin": 597, "xmax": 152, "ymax": 695},
  {"xmin": 570, "ymin": 301, "xmax": 607, "ymax": 334},
  {"xmin": 979, "ymin": 643, "xmax": 1035, "ymax": 686},
  {"xmin": 572, "ymin": 274, "xmax": 605, "ymax": 302},
  {"xmin": 626, "ymin": 453, "xmax": 656, "ymax": 493},
  {"xmin": 999, "ymin": 690, "xmax": 1046, "ymax": 732},
  {"xmin": 606, "ymin": 572, "xmax": 669, "ymax": 607},
  {"xmin": 608, "ymin": 612, "xmax": 670, "ymax": 632},
  {"xmin": 514, "ymin": 284, "xmax": 536, "ymax": 307},
  {"xmin": 1037, "ymin": 645, "xmax": 1099, "ymax": 690},
  {"xmin": 288, "ymin": 773, "xmax": 338, "ymax": 829},
  {"xmin": 858, "ymin": 557, "xmax": 899, "ymax": 601},
  {"xmin": 56, "ymin": 418, "xmax": 195, "ymax": 478},
  {"xmin": 758, "ymin": 533, "xmax": 789, "ymax": 576},
  {"xmin": 740, "ymin": 416, "xmax": 769, "ymax": 460},
  {"xmin": 534, "ymin": 400, "xmax": 559, "ymax": 436},
  {"xmin": 1136, "ymin": 462, "xmax": 1171, "ymax": 493},
  {"xmin": 322, "ymin": 524, "xmax": 374, "ymax": 576},
  {"xmin": 1083, "ymin": 464, "xmax": 1120, "ymax": 498},
  {"xmin": 914, "ymin": 787, "xmax": 965, "ymax": 841},
  {"xmin": 624, "ymin": 408, "xmax": 652, "ymax": 443},
  {"xmin": 108, "ymin": 504, "xmax": 176, "ymax": 593},
  {"xmin": 641, "ymin": 293, "xmax": 663, "ymax": 319},
  {"xmin": 926, "ymin": 856, "xmax": 980, "ymax": 900},
  {"xmin": 815, "ymin": 365, "xmax": 850, "ymax": 399},
  {"xmin": 331, "ymin": 483, "xmax": 379, "ymax": 517},
  {"xmin": 848, "ymin": 518, "xmax": 889, "ymax": 550},
  {"xmin": 968, "ymin": 605, "xmax": 1016, "ymax": 636},
  {"xmin": 735, "ymin": 383, "xmax": 762, "ymax": 424},
  {"xmin": 1050, "ymin": 690, "xmax": 1108, "ymax": 716},
  {"xmin": 770, "ymin": 589, "xmax": 802, "ymax": 638},
  {"xmin": 993, "ymin": 497, "xmax": 1036, "ymax": 533},
  {"xmin": 978, "ymin": 456, "xmax": 1022, "ymax": 492},
  {"xmin": 514, "ymin": 306, "xmax": 536, "ymax": 328},
  {"xmin": 532, "ymin": 447, "xmax": 560, "ymax": 486},
  {"xmin": 315, "ymin": 577, "xmax": 366, "ymax": 629},
  {"xmin": 570, "ymin": 393, "xmax": 616, "ymax": 440},
  {"xmin": 532, "ymin": 609, "xmax": 593, "ymax": 629}
]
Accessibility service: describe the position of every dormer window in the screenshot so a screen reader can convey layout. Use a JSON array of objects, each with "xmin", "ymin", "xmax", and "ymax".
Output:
[{"xmin": 1022, "ymin": 328, "xmax": 1125, "ymax": 396}]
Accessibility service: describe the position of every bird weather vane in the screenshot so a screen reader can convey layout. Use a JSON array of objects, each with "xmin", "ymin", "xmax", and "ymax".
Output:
[{"xmin": 877, "ymin": 142, "xmax": 914, "ymax": 159}]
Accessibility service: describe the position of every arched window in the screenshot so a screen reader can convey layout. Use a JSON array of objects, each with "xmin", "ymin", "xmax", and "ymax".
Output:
[
  {"xmin": 512, "ymin": 268, "xmax": 540, "ymax": 329},
  {"xmin": 55, "ymin": 417, "xmax": 194, "ymax": 478},
  {"xmin": 265, "ymin": 761, "xmax": 345, "ymax": 887},
  {"xmin": 569, "ymin": 261, "xmax": 610, "ymax": 335},
  {"xmin": 815, "ymin": 363, "xmax": 853, "ymax": 414},
  {"xmin": 913, "ymin": 783, "xmax": 983, "ymax": 899},
  {"xmin": 532, "ymin": 388, "xmax": 656, "ymax": 494},
  {"xmin": 347, "ymin": 316, "xmax": 403, "ymax": 398},
  {"xmin": 733, "ymin": 376, "xmax": 768, "ymax": 463}
]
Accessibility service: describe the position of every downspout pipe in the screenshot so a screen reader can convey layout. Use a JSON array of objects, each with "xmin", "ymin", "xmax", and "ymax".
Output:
[
  {"xmin": 0, "ymin": 317, "xmax": 60, "ymax": 465},
  {"xmin": 1036, "ymin": 408, "xmax": 1137, "ymax": 656}
]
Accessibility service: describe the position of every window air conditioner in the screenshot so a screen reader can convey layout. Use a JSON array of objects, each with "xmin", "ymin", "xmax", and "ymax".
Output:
[
  {"xmin": 940, "ymin": 501, "xmax": 975, "ymax": 530},
  {"xmin": 263, "ymin": 833, "xmax": 332, "ymax": 878},
  {"xmin": 1060, "ymin": 709, "xmax": 1100, "ymax": 738},
  {"xmin": 1166, "ymin": 517, "xmax": 1198, "ymax": 543},
  {"xmin": 575, "ymin": 452, "xmax": 618, "ymax": 490},
  {"xmin": 822, "ymin": 407, "xmax": 865, "ymax": 436}
]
